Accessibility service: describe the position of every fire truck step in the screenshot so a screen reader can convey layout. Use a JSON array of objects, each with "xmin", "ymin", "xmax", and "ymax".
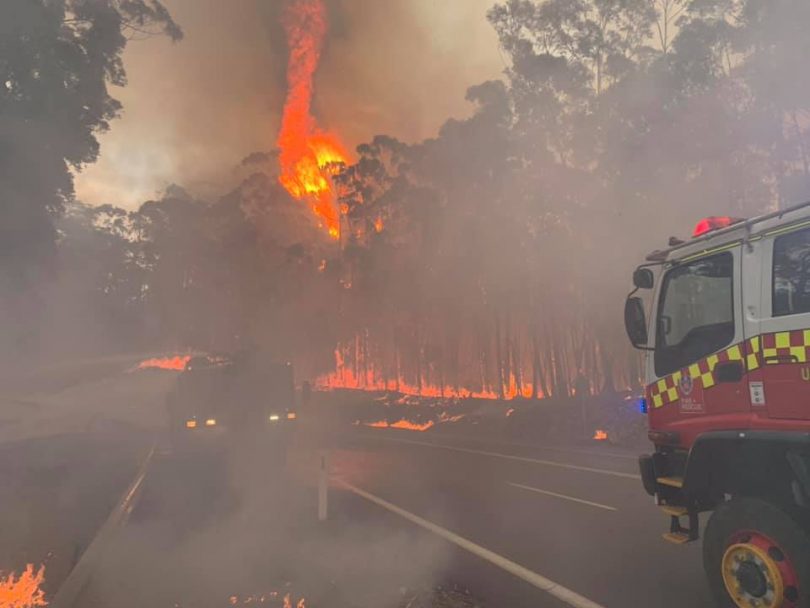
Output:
[
  {"xmin": 662, "ymin": 531, "xmax": 693, "ymax": 545},
  {"xmin": 660, "ymin": 505, "xmax": 688, "ymax": 517},
  {"xmin": 656, "ymin": 476, "xmax": 684, "ymax": 488}
]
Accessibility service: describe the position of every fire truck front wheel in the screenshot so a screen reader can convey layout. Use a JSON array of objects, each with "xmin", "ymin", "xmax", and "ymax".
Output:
[{"xmin": 704, "ymin": 497, "xmax": 810, "ymax": 608}]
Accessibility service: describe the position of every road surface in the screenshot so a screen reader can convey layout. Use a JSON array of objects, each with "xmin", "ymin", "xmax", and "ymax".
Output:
[
  {"xmin": 329, "ymin": 428, "xmax": 713, "ymax": 608},
  {"xmin": 1, "ymin": 365, "xmax": 714, "ymax": 607}
]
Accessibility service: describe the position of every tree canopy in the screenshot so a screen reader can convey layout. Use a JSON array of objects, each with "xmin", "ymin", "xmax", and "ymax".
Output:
[{"xmin": 4, "ymin": 0, "xmax": 810, "ymax": 394}]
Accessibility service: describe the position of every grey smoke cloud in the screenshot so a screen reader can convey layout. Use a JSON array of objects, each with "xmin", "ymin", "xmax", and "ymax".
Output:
[{"xmin": 74, "ymin": 0, "xmax": 503, "ymax": 209}]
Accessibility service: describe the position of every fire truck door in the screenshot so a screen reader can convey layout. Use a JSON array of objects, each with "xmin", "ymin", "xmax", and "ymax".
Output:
[{"xmin": 755, "ymin": 226, "xmax": 810, "ymax": 420}]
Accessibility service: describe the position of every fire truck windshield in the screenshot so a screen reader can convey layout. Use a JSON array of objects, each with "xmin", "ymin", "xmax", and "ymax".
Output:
[{"xmin": 654, "ymin": 252, "xmax": 735, "ymax": 377}]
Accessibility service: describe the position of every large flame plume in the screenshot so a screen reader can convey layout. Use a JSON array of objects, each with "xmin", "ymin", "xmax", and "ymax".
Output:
[
  {"xmin": 0, "ymin": 564, "xmax": 48, "ymax": 608},
  {"xmin": 277, "ymin": 0, "xmax": 348, "ymax": 240}
]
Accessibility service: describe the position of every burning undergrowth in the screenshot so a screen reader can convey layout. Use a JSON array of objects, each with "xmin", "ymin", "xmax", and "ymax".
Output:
[
  {"xmin": 136, "ymin": 355, "xmax": 192, "ymax": 372},
  {"xmin": 325, "ymin": 388, "xmax": 647, "ymax": 446},
  {"xmin": 0, "ymin": 563, "xmax": 48, "ymax": 608}
]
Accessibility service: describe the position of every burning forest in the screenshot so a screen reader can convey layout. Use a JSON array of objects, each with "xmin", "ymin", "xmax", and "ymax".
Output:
[
  {"xmin": 6, "ymin": 1, "xmax": 810, "ymax": 607},
  {"xmin": 276, "ymin": 0, "xmax": 349, "ymax": 240},
  {"xmin": 5, "ymin": 0, "xmax": 807, "ymax": 404},
  {"xmin": 4, "ymin": 0, "xmax": 809, "ymax": 407}
]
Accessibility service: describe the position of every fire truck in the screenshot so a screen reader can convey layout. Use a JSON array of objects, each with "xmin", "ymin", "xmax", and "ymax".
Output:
[{"xmin": 625, "ymin": 203, "xmax": 810, "ymax": 608}]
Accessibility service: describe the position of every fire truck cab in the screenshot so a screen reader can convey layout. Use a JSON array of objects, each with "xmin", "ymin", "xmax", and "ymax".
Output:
[{"xmin": 626, "ymin": 203, "xmax": 810, "ymax": 608}]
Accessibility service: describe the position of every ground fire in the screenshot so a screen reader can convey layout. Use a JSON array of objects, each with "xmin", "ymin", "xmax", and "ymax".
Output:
[
  {"xmin": 276, "ymin": 0, "xmax": 349, "ymax": 239},
  {"xmin": 0, "ymin": 564, "xmax": 47, "ymax": 608},
  {"xmin": 316, "ymin": 345, "xmax": 538, "ymax": 400},
  {"xmin": 136, "ymin": 355, "xmax": 192, "ymax": 371},
  {"xmin": 365, "ymin": 419, "xmax": 435, "ymax": 432}
]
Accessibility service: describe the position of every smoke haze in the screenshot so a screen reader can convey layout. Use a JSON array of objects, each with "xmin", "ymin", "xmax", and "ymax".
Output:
[{"xmin": 74, "ymin": 0, "xmax": 503, "ymax": 209}]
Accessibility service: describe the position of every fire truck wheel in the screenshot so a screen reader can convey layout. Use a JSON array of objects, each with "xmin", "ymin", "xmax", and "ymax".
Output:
[{"xmin": 704, "ymin": 497, "xmax": 810, "ymax": 608}]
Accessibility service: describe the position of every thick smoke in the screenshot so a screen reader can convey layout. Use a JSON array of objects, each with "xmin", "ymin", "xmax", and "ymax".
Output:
[{"xmin": 73, "ymin": 0, "xmax": 502, "ymax": 209}]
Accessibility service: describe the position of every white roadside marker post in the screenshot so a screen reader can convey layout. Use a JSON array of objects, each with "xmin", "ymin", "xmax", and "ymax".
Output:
[{"xmin": 318, "ymin": 449, "xmax": 328, "ymax": 521}]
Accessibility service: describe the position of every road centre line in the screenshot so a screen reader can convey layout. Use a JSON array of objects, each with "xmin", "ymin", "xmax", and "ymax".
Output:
[
  {"xmin": 366, "ymin": 435, "xmax": 641, "ymax": 480},
  {"xmin": 487, "ymin": 439, "xmax": 637, "ymax": 461},
  {"xmin": 338, "ymin": 478, "xmax": 608, "ymax": 608},
  {"xmin": 507, "ymin": 481, "xmax": 618, "ymax": 512}
]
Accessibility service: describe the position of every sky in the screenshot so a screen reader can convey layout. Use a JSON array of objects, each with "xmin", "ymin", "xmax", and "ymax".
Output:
[{"xmin": 73, "ymin": 0, "xmax": 505, "ymax": 209}]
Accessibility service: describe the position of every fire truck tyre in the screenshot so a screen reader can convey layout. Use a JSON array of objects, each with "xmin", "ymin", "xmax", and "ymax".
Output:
[{"xmin": 704, "ymin": 497, "xmax": 810, "ymax": 608}]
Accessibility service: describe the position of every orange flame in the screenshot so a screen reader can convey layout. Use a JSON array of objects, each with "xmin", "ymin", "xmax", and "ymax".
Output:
[
  {"xmin": 282, "ymin": 594, "xmax": 306, "ymax": 608},
  {"xmin": 316, "ymin": 345, "xmax": 543, "ymax": 400},
  {"xmin": 0, "ymin": 564, "xmax": 48, "ymax": 608},
  {"xmin": 277, "ymin": 0, "xmax": 348, "ymax": 239},
  {"xmin": 593, "ymin": 429, "xmax": 608, "ymax": 441},
  {"xmin": 365, "ymin": 419, "xmax": 434, "ymax": 432},
  {"xmin": 136, "ymin": 355, "xmax": 191, "ymax": 371}
]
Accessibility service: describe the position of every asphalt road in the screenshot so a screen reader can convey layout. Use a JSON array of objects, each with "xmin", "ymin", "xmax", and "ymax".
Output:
[
  {"xmin": 73, "ymin": 424, "xmax": 714, "ymax": 608},
  {"xmin": 328, "ymin": 429, "xmax": 714, "ymax": 608},
  {"xmin": 2, "ymin": 366, "xmax": 715, "ymax": 608}
]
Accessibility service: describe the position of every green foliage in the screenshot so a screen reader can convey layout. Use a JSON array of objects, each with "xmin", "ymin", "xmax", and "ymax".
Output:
[{"xmin": 0, "ymin": 0, "xmax": 181, "ymax": 276}]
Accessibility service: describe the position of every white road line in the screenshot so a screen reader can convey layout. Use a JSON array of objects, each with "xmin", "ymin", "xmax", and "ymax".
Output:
[
  {"xmin": 507, "ymin": 482, "xmax": 618, "ymax": 512},
  {"xmin": 338, "ymin": 478, "xmax": 607, "ymax": 608},
  {"xmin": 367, "ymin": 435, "xmax": 641, "ymax": 480},
  {"xmin": 355, "ymin": 429, "xmax": 638, "ymax": 460},
  {"xmin": 494, "ymin": 441, "xmax": 637, "ymax": 461}
]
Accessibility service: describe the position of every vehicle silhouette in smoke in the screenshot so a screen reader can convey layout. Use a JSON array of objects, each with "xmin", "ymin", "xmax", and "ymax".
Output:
[{"xmin": 166, "ymin": 351, "xmax": 297, "ymax": 450}]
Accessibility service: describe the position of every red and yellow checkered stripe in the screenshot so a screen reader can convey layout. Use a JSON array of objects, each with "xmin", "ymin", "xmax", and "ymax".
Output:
[
  {"xmin": 648, "ymin": 333, "xmax": 767, "ymax": 409},
  {"xmin": 760, "ymin": 330, "xmax": 810, "ymax": 364}
]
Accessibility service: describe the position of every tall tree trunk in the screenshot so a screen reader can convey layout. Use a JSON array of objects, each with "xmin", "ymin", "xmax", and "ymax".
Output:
[{"xmin": 494, "ymin": 312, "xmax": 504, "ymax": 399}]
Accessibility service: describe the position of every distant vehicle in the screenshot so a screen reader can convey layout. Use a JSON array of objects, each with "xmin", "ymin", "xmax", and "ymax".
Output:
[
  {"xmin": 167, "ymin": 353, "xmax": 296, "ymax": 445},
  {"xmin": 625, "ymin": 206, "xmax": 810, "ymax": 608}
]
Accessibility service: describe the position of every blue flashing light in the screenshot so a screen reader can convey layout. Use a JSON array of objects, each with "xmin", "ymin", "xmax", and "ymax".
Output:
[{"xmin": 638, "ymin": 397, "xmax": 648, "ymax": 414}]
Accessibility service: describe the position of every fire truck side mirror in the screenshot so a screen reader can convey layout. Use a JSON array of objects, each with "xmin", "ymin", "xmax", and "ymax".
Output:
[
  {"xmin": 633, "ymin": 268, "xmax": 654, "ymax": 289},
  {"xmin": 624, "ymin": 297, "xmax": 649, "ymax": 349}
]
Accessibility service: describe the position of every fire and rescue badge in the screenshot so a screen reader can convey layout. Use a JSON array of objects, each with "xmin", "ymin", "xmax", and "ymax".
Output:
[
  {"xmin": 679, "ymin": 373, "xmax": 693, "ymax": 396},
  {"xmin": 678, "ymin": 368, "xmax": 704, "ymax": 413}
]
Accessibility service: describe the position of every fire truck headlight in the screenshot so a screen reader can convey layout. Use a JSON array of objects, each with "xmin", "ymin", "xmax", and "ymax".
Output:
[
  {"xmin": 205, "ymin": 418, "xmax": 217, "ymax": 427},
  {"xmin": 269, "ymin": 414, "xmax": 280, "ymax": 422}
]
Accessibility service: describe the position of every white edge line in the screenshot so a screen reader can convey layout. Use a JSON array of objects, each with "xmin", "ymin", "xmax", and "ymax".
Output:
[
  {"xmin": 338, "ymin": 478, "xmax": 607, "ymax": 608},
  {"xmin": 367, "ymin": 435, "xmax": 641, "ymax": 480},
  {"xmin": 354, "ymin": 429, "xmax": 638, "ymax": 460},
  {"xmin": 507, "ymin": 482, "xmax": 618, "ymax": 512}
]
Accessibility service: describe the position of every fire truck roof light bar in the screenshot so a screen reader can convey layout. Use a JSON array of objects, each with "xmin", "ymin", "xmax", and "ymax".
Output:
[{"xmin": 646, "ymin": 199, "xmax": 810, "ymax": 262}]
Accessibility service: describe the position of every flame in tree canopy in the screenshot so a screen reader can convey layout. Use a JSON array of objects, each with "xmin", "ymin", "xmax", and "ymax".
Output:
[
  {"xmin": 277, "ymin": 0, "xmax": 348, "ymax": 240},
  {"xmin": 0, "ymin": 564, "xmax": 48, "ymax": 608}
]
